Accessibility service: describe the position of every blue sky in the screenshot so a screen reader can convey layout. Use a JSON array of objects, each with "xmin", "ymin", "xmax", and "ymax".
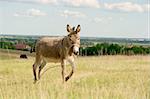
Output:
[{"xmin": 0, "ymin": 0, "xmax": 149, "ymax": 38}]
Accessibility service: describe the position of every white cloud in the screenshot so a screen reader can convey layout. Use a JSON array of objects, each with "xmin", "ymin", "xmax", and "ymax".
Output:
[
  {"xmin": 0, "ymin": 0, "xmax": 100, "ymax": 8},
  {"xmin": 38, "ymin": 0, "xmax": 57, "ymax": 4},
  {"xmin": 93, "ymin": 16, "xmax": 113, "ymax": 23},
  {"xmin": 94, "ymin": 17, "xmax": 103, "ymax": 23},
  {"xmin": 104, "ymin": 2, "xmax": 149, "ymax": 12},
  {"xmin": 143, "ymin": 4, "xmax": 150, "ymax": 12},
  {"xmin": 14, "ymin": 8, "xmax": 47, "ymax": 17},
  {"xmin": 62, "ymin": 0, "xmax": 100, "ymax": 8},
  {"xmin": 60, "ymin": 10, "xmax": 86, "ymax": 18},
  {"xmin": 1, "ymin": 0, "xmax": 150, "ymax": 13},
  {"xmin": 108, "ymin": 17, "xmax": 112, "ymax": 20},
  {"xmin": 38, "ymin": 0, "xmax": 101, "ymax": 8},
  {"xmin": 119, "ymin": 17, "xmax": 124, "ymax": 21}
]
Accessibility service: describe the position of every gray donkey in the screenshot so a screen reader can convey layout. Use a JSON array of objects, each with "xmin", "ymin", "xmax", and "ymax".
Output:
[{"xmin": 33, "ymin": 24, "xmax": 81, "ymax": 83}]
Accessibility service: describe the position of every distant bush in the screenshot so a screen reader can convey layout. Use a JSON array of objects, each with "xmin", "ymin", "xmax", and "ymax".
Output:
[
  {"xmin": 80, "ymin": 43, "xmax": 150, "ymax": 56},
  {"xmin": 0, "ymin": 41, "xmax": 15, "ymax": 49}
]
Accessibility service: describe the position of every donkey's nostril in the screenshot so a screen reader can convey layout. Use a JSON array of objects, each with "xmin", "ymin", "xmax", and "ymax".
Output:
[{"xmin": 74, "ymin": 51, "xmax": 79, "ymax": 55}]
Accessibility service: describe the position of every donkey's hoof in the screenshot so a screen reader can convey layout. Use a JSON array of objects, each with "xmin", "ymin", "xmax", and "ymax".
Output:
[
  {"xmin": 65, "ymin": 76, "xmax": 69, "ymax": 81},
  {"xmin": 33, "ymin": 80, "xmax": 37, "ymax": 84}
]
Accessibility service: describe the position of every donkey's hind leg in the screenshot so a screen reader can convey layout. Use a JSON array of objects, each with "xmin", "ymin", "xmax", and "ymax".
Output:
[{"xmin": 38, "ymin": 60, "xmax": 46, "ymax": 80}]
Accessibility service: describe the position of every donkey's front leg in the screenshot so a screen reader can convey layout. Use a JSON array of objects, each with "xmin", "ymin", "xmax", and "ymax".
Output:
[
  {"xmin": 61, "ymin": 59, "xmax": 66, "ymax": 83},
  {"xmin": 65, "ymin": 59, "xmax": 75, "ymax": 82}
]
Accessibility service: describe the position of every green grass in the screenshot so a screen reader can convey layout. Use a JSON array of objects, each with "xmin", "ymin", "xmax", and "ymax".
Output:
[{"xmin": 0, "ymin": 50, "xmax": 150, "ymax": 99}]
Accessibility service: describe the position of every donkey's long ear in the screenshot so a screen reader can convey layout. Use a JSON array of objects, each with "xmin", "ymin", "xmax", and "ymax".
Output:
[
  {"xmin": 67, "ymin": 24, "xmax": 71, "ymax": 32},
  {"xmin": 76, "ymin": 25, "xmax": 81, "ymax": 33}
]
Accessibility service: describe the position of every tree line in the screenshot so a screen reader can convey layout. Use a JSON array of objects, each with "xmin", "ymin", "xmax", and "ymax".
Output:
[
  {"xmin": 1, "ymin": 41, "xmax": 150, "ymax": 56},
  {"xmin": 0, "ymin": 41, "xmax": 15, "ymax": 49},
  {"xmin": 80, "ymin": 43, "xmax": 150, "ymax": 56}
]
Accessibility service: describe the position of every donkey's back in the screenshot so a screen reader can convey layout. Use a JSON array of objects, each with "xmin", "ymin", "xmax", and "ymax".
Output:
[{"xmin": 35, "ymin": 37, "xmax": 63, "ymax": 60}]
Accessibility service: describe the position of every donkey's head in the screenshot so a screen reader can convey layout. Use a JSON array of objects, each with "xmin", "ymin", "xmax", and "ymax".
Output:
[{"xmin": 66, "ymin": 24, "xmax": 81, "ymax": 55}]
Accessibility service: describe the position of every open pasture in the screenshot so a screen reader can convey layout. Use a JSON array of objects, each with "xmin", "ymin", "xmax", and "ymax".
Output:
[{"xmin": 0, "ymin": 50, "xmax": 150, "ymax": 99}]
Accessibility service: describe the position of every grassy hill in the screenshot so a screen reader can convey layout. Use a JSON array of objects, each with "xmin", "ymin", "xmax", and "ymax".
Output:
[{"xmin": 0, "ymin": 50, "xmax": 150, "ymax": 99}]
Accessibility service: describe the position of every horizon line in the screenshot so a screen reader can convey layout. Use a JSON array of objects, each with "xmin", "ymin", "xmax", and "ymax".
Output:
[{"xmin": 0, "ymin": 33, "xmax": 149, "ymax": 39}]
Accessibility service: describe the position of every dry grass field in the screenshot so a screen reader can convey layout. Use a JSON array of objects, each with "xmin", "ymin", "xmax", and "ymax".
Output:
[{"xmin": 0, "ymin": 49, "xmax": 150, "ymax": 99}]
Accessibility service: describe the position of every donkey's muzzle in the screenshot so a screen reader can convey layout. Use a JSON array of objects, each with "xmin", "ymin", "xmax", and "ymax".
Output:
[
  {"xmin": 73, "ymin": 45, "xmax": 79, "ymax": 55},
  {"xmin": 74, "ymin": 51, "xmax": 79, "ymax": 55}
]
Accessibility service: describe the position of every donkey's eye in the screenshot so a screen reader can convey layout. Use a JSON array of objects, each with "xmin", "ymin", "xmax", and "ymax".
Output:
[{"xmin": 77, "ymin": 38, "xmax": 80, "ymax": 40}]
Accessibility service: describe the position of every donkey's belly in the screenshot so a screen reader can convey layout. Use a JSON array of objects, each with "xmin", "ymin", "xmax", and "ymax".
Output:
[
  {"xmin": 40, "ymin": 46, "xmax": 61, "ymax": 63},
  {"xmin": 43, "ymin": 57, "xmax": 61, "ymax": 63}
]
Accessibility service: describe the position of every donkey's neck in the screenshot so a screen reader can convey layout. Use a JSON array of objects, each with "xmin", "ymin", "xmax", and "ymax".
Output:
[
  {"xmin": 62, "ymin": 36, "xmax": 70, "ymax": 48},
  {"xmin": 59, "ymin": 36, "xmax": 72, "ymax": 59}
]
